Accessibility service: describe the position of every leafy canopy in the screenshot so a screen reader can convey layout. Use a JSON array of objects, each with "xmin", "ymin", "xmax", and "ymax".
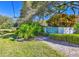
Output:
[
  {"xmin": 0, "ymin": 15, "xmax": 14, "ymax": 29},
  {"xmin": 47, "ymin": 14, "xmax": 76, "ymax": 27}
]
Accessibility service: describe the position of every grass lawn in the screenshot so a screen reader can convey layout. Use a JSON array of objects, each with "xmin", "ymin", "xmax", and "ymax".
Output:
[{"xmin": 0, "ymin": 38, "xmax": 64, "ymax": 57}]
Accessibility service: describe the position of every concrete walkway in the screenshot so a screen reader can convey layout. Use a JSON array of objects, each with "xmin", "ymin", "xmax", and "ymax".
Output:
[
  {"xmin": 42, "ymin": 40, "xmax": 79, "ymax": 57},
  {"xmin": 34, "ymin": 36, "xmax": 79, "ymax": 57}
]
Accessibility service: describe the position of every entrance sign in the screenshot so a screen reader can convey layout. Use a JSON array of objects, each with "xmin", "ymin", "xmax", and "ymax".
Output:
[{"xmin": 44, "ymin": 27, "xmax": 74, "ymax": 34}]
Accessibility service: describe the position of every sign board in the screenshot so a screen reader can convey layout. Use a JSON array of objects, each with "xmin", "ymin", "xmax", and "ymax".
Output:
[
  {"xmin": 44, "ymin": 27, "xmax": 74, "ymax": 34},
  {"xmin": 44, "ymin": 27, "xmax": 58, "ymax": 34}
]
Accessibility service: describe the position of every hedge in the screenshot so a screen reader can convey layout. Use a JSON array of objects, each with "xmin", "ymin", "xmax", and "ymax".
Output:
[{"xmin": 49, "ymin": 34, "xmax": 79, "ymax": 44}]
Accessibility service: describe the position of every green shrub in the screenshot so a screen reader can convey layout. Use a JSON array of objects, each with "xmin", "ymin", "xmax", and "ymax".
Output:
[
  {"xmin": 74, "ymin": 23, "xmax": 79, "ymax": 34},
  {"xmin": 49, "ymin": 34, "xmax": 79, "ymax": 44},
  {"xmin": 15, "ymin": 22, "xmax": 44, "ymax": 40}
]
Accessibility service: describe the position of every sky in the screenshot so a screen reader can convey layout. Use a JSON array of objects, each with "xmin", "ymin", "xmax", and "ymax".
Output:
[
  {"xmin": 0, "ymin": 1, "xmax": 78, "ymax": 20},
  {"xmin": 0, "ymin": 1, "xmax": 22, "ymax": 18}
]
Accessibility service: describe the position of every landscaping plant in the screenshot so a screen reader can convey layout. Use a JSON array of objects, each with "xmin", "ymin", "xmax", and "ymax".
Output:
[
  {"xmin": 49, "ymin": 34, "xmax": 79, "ymax": 44},
  {"xmin": 74, "ymin": 23, "xmax": 79, "ymax": 34},
  {"xmin": 15, "ymin": 22, "xmax": 44, "ymax": 40}
]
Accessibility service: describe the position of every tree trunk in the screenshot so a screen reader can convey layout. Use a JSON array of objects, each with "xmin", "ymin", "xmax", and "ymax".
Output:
[{"xmin": 20, "ymin": 1, "xmax": 51, "ymax": 24}]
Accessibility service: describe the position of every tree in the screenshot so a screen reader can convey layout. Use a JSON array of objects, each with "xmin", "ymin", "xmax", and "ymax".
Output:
[
  {"xmin": 19, "ymin": 2, "xmax": 51, "ymax": 23},
  {"xmin": 67, "ymin": 15, "xmax": 76, "ymax": 27},
  {"xmin": 20, "ymin": 1, "xmax": 27, "ymax": 18},
  {"xmin": 18, "ymin": 1, "xmax": 79, "ymax": 25},
  {"xmin": 47, "ymin": 14, "xmax": 76, "ymax": 27},
  {"xmin": 0, "ymin": 15, "xmax": 14, "ymax": 29}
]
